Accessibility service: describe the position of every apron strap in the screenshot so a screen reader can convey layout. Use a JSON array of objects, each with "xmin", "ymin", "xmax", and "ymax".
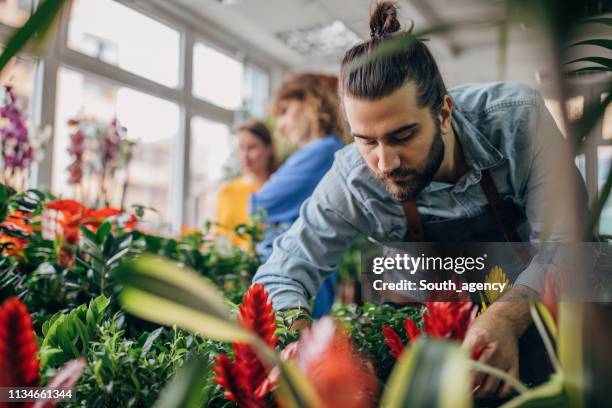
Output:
[
  {"xmin": 401, "ymin": 168, "xmax": 521, "ymax": 243},
  {"xmin": 401, "ymin": 201, "xmax": 425, "ymax": 241},
  {"xmin": 479, "ymin": 168, "xmax": 522, "ymax": 242}
]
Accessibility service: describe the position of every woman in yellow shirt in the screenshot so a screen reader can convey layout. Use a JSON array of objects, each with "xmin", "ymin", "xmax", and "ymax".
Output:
[{"xmin": 216, "ymin": 119, "xmax": 274, "ymax": 247}]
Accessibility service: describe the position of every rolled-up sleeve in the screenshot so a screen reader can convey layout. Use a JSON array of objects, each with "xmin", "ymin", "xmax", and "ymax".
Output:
[{"xmin": 253, "ymin": 162, "xmax": 372, "ymax": 311}]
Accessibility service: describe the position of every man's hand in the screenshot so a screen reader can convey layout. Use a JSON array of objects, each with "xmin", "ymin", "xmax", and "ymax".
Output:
[
  {"xmin": 462, "ymin": 310, "xmax": 520, "ymax": 399},
  {"xmin": 461, "ymin": 286, "xmax": 534, "ymax": 399},
  {"xmin": 289, "ymin": 318, "xmax": 311, "ymax": 332}
]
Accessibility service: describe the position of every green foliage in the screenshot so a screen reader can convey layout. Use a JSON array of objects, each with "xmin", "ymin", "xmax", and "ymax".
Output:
[
  {"xmin": 39, "ymin": 295, "xmax": 111, "ymax": 370},
  {"xmin": 333, "ymin": 302, "xmax": 422, "ymax": 381},
  {"xmin": 66, "ymin": 322, "xmax": 214, "ymax": 408}
]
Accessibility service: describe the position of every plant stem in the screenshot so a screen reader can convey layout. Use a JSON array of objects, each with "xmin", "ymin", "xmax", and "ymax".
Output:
[
  {"xmin": 530, "ymin": 304, "xmax": 561, "ymax": 373},
  {"xmin": 468, "ymin": 360, "xmax": 529, "ymax": 394}
]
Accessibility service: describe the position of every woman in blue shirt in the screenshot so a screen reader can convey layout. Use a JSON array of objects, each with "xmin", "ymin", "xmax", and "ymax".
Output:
[{"xmin": 249, "ymin": 73, "xmax": 347, "ymax": 315}]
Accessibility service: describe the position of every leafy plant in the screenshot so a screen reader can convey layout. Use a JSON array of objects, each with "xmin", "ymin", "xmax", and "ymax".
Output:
[{"xmin": 39, "ymin": 295, "xmax": 111, "ymax": 370}]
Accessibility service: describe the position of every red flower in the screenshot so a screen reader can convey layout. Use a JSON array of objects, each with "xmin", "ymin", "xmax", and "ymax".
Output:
[
  {"xmin": 238, "ymin": 284, "xmax": 277, "ymax": 348},
  {"xmin": 382, "ymin": 326, "xmax": 405, "ymax": 359},
  {"xmin": 45, "ymin": 200, "xmax": 135, "ymax": 267},
  {"xmin": 383, "ymin": 302, "xmax": 477, "ymax": 360},
  {"xmin": 214, "ymin": 284, "xmax": 277, "ymax": 407},
  {"xmin": 403, "ymin": 318, "xmax": 421, "ymax": 344},
  {"xmin": 423, "ymin": 301, "xmax": 477, "ymax": 342},
  {"xmin": 0, "ymin": 298, "xmax": 40, "ymax": 392}
]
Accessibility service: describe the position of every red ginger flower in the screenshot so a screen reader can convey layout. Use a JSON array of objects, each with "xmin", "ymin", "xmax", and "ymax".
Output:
[
  {"xmin": 423, "ymin": 301, "xmax": 477, "ymax": 342},
  {"xmin": 0, "ymin": 298, "xmax": 40, "ymax": 394},
  {"xmin": 214, "ymin": 284, "xmax": 277, "ymax": 407},
  {"xmin": 383, "ymin": 301, "xmax": 478, "ymax": 360},
  {"xmin": 382, "ymin": 326, "xmax": 405, "ymax": 359}
]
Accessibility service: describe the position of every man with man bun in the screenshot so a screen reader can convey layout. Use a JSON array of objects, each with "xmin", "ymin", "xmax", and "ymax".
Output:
[{"xmin": 254, "ymin": 1, "xmax": 588, "ymax": 399}]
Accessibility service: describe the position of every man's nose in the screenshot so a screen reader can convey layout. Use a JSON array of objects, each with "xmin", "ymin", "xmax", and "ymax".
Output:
[{"xmin": 377, "ymin": 145, "xmax": 401, "ymax": 174}]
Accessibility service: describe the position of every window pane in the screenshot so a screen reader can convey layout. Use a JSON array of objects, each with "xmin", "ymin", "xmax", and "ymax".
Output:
[
  {"xmin": 53, "ymin": 68, "xmax": 179, "ymax": 228},
  {"xmin": 67, "ymin": 0, "xmax": 180, "ymax": 87},
  {"xmin": 598, "ymin": 146, "xmax": 612, "ymax": 235},
  {"xmin": 0, "ymin": 0, "xmax": 32, "ymax": 27},
  {"xmin": 193, "ymin": 42, "xmax": 243, "ymax": 110},
  {"xmin": 244, "ymin": 64, "xmax": 269, "ymax": 118},
  {"xmin": 187, "ymin": 117, "xmax": 233, "ymax": 227}
]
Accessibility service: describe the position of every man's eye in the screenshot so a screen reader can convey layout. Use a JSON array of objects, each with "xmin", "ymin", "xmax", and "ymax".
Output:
[
  {"xmin": 395, "ymin": 133, "xmax": 414, "ymax": 143},
  {"xmin": 363, "ymin": 139, "xmax": 377, "ymax": 146}
]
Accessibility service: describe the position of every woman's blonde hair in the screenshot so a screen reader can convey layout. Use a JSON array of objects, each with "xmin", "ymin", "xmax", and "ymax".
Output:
[{"xmin": 270, "ymin": 73, "xmax": 348, "ymax": 142}]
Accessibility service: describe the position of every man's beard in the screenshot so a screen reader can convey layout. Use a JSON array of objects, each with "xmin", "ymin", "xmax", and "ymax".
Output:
[{"xmin": 373, "ymin": 124, "xmax": 445, "ymax": 202}]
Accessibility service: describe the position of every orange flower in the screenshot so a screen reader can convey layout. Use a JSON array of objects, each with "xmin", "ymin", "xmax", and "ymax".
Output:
[
  {"xmin": 0, "ymin": 212, "xmax": 32, "ymax": 257},
  {"xmin": 45, "ymin": 199, "xmax": 135, "ymax": 267}
]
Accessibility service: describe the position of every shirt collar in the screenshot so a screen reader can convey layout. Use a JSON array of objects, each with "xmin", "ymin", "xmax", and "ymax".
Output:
[{"xmin": 420, "ymin": 108, "xmax": 505, "ymax": 195}]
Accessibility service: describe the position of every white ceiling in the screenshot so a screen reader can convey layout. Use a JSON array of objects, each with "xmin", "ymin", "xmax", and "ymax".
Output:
[{"xmin": 162, "ymin": 0, "xmax": 590, "ymax": 89}]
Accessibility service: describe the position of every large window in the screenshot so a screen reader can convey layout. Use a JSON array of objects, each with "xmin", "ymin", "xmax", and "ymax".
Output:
[
  {"xmin": 53, "ymin": 68, "xmax": 179, "ymax": 227},
  {"xmin": 67, "ymin": 0, "xmax": 180, "ymax": 87},
  {"xmin": 1, "ymin": 0, "xmax": 273, "ymax": 231},
  {"xmin": 188, "ymin": 117, "xmax": 233, "ymax": 228}
]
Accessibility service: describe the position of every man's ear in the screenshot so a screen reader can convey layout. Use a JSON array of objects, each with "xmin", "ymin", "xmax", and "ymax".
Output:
[{"xmin": 438, "ymin": 95, "xmax": 453, "ymax": 134}]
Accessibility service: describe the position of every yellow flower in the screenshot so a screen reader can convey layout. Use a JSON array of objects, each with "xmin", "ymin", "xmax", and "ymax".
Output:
[{"xmin": 484, "ymin": 265, "xmax": 511, "ymax": 303}]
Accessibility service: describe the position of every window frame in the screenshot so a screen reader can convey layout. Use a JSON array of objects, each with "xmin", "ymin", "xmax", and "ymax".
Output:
[{"xmin": 0, "ymin": 0, "xmax": 277, "ymax": 231}]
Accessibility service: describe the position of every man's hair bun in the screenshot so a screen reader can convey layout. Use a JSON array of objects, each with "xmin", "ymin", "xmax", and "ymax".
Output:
[{"xmin": 369, "ymin": 1, "xmax": 402, "ymax": 40}]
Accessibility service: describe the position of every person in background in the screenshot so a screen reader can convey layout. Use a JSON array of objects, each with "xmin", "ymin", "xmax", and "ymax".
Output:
[
  {"xmin": 216, "ymin": 119, "xmax": 274, "ymax": 248},
  {"xmin": 249, "ymin": 73, "xmax": 347, "ymax": 316}
]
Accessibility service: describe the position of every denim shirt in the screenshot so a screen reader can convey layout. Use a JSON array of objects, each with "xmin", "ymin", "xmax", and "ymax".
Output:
[{"xmin": 253, "ymin": 81, "xmax": 589, "ymax": 311}]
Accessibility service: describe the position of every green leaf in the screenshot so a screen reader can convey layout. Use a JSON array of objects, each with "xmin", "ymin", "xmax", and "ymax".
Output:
[
  {"xmin": 499, "ymin": 374, "xmax": 566, "ymax": 408},
  {"xmin": 152, "ymin": 357, "xmax": 209, "ymax": 408},
  {"xmin": 275, "ymin": 360, "xmax": 322, "ymax": 408},
  {"xmin": 116, "ymin": 255, "xmax": 255, "ymax": 343},
  {"xmin": 140, "ymin": 327, "xmax": 164, "ymax": 357},
  {"xmin": 558, "ymin": 303, "xmax": 585, "ymax": 408},
  {"xmin": 96, "ymin": 221, "xmax": 112, "ymax": 242},
  {"xmin": 568, "ymin": 39, "xmax": 612, "ymax": 52},
  {"xmin": 580, "ymin": 18, "xmax": 612, "ymax": 27},
  {"xmin": 566, "ymin": 57, "xmax": 612, "ymax": 70},
  {"xmin": 0, "ymin": 0, "xmax": 68, "ymax": 72},
  {"xmin": 381, "ymin": 339, "xmax": 472, "ymax": 408}
]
